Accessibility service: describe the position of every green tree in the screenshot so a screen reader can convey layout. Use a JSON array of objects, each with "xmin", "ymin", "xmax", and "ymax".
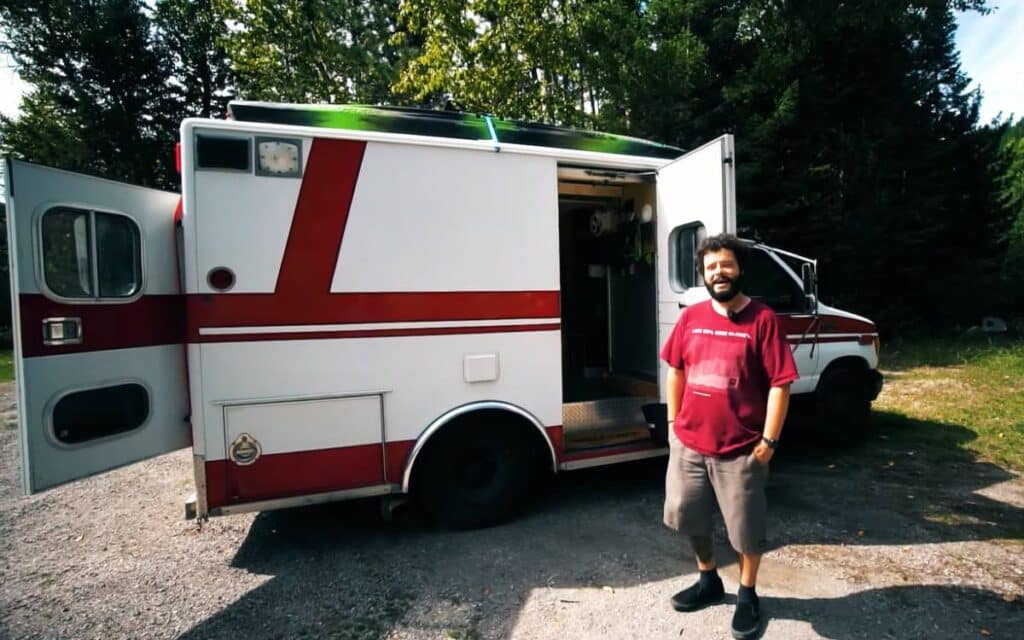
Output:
[
  {"xmin": 0, "ymin": 0, "xmax": 175, "ymax": 188},
  {"xmin": 395, "ymin": 0, "xmax": 595, "ymax": 125},
  {"xmin": 222, "ymin": 0, "xmax": 409, "ymax": 104},
  {"xmin": 155, "ymin": 0, "xmax": 235, "ymax": 120},
  {"xmin": 715, "ymin": 0, "xmax": 1003, "ymax": 331},
  {"xmin": 999, "ymin": 119, "xmax": 1024, "ymax": 306}
]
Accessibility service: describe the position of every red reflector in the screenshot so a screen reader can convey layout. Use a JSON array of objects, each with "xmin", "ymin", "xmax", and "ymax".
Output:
[
  {"xmin": 858, "ymin": 334, "xmax": 875, "ymax": 345},
  {"xmin": 175, "ymin": 142, "xmax": 182, "ymax": 174},
  {"xmin": 207, "ymin": 267, "xmax": 235, "ymax": 291}
]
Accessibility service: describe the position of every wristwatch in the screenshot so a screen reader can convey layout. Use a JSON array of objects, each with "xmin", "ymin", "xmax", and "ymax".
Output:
[{"xmin": 761, "ymin": 436, "xmax": 780, "ymax": 450}]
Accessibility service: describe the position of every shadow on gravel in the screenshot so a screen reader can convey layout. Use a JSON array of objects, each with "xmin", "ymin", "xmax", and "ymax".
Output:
[
  {"xmin": 178, "ymin": 411, "xmax": 1023, "ymax": 639},
  {"xmin": 759, "ymin": 585, "xmax": 1020, "ymax": 640},
  {"xmin": 769, "ymin": 410, "xmax": 1024, "ymax": 548}
]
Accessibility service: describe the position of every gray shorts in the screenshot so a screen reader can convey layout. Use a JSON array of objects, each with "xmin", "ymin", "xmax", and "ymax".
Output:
[{"xmin": 663, "ymin": 435, "xmax": 770, "ymax": 554}]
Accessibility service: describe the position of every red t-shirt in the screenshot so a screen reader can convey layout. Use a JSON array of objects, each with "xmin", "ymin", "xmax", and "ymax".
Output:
[{"xmin": 660, "ymin": 299, "xmax": 799, "ymax": 456}]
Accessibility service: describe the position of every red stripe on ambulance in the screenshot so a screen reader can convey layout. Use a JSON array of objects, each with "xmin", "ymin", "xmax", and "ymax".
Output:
[
  {"xmin": 275, "ymin": 139, "xmax": 365, "ymax": 294},
  {"xmin": 205, "ymin": 442, "xmax": 388, "ymax": 508},
  {"xmin": 19, "ymin": 294, "xmax": 185, "ymax": 358},
  {"xmin": 187, "ymin": 291, "xmax": 560, "ymax": 339}
]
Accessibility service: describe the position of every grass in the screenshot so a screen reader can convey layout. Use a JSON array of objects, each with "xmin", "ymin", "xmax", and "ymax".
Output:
[
  {"xmin": 0, "ymin": 348, "xmax": 12, "ymax": 382},
  {"xmin": 874, "ymin": 335, "xmax": 1024, "ymax": 472}
]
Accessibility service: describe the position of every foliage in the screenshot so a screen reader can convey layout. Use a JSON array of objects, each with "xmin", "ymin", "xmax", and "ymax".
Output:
[
  {"xmin": 998, "ymin": 120, "xmax": 1024, "ymax": 305},
  {"xmin": 394, "ymin": 0, "xmax": 596, "ymax": 124},
  {"xmin": 220, "ymin": 0, "xmax": 409, "ymax": 104},
  {"xmin": 155, "ymin": 0, "xmax": 235, "ymax": 120},
  {"xmin": 710, "ymin": 1, "xmax": 1011, "ymax": 333},
  {"xmin": 0, "ymin": 0, "xmax": 1018, "ymax": 335},
  {"xmin": 0, "ymin": 0, "xmax": 175, "ymax": 188}
]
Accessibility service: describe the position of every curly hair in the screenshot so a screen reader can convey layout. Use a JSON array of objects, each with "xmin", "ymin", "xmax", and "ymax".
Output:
[{"xmin": 696, "ymin": 233, "xmax": 749, "ymax": 275}]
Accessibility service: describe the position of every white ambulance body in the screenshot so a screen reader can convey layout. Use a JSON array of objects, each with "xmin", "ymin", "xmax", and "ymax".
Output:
[{"xmin": 4, "ymin": 103, "xmax": 882, "ymax": 527}]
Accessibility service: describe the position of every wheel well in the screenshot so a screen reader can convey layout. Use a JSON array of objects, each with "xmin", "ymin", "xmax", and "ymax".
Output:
[
  {"xmin": 404, "ymin": 407, "xmax": 555, "ymax": 494},
  {"xmin": 817, "ymin": 356, "xmax": 873, "ymax": 399},
  {"xmin": 818, "ymin": 356, "xmax": 868, "ymax": 382}
]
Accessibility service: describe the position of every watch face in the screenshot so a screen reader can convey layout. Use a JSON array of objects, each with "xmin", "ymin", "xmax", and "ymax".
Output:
[{"xmin": 257, "ymin": 140, "xmax": 301, "ymax": 175}]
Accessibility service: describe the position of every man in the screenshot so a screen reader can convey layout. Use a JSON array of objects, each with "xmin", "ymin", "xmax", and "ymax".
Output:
[{"xmin": 661, "ymin": 233, "xmax": 798, "ymax": 640}]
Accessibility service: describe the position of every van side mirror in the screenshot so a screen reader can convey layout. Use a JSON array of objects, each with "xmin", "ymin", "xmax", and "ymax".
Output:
[
  {"xmin": 800, "ymin": 262, "xmax": 816, "ymax": 295},
  {"xmin": 800, "ymin": 263, "xmax": 818, "ymax": 314}
]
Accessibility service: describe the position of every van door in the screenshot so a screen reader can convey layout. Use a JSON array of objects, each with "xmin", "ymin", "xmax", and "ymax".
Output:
[
  {"xmin": 4, "ymin": 159, "xmax": 188, "ymax": 493},
  {"xmin": 656, "ymin": 136, "xmax": 736, "ymax": 401},
  {"xmin": 656, "ymin": 135, "xmax": 736, "ymax": 315}
]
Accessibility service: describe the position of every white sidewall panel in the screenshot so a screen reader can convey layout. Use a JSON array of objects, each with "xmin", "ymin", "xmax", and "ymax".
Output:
[
  {"xmin": 191, "ymin": 133, "xmax": 312, "ymax": 293},
  {"xmin": 333, "ymin": 143, "xmax": 559, "ymax": 292},
  {"xmin": 199, "ymin": 330, "xmax": 561, "ymax": 461}
]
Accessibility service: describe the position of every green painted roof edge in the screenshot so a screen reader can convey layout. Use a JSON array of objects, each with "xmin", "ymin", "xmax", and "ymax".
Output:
[{"xmin": 227, "ymin": 102, "xmax": 683, "ymax": 160}]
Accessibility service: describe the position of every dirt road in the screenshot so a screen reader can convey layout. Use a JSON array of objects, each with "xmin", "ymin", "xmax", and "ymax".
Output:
[{"xmin": 1, "ymin": 380, "xmax": 1022, "ymax": 639}]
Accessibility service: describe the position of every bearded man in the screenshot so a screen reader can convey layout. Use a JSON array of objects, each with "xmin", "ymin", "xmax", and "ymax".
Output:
[{"xmin": 661, "ymin": 233, "xmax": 798, "ymax": 639}]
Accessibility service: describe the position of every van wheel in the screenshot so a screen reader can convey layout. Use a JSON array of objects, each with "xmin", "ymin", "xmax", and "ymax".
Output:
[
  {"xmin": 817, "ymin": 367, "xmax": 872, "ymax": 445},
  {"xmin": 414, "ymin": 418, "xmax": 537, "ymax": 529}
]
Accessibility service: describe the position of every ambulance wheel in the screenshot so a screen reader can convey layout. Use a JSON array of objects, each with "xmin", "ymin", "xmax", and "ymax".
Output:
[
  {"xmin": 817, "ymin": 366, "xmax": 872, "ymax": 445},
  {"xmin": 414, "ymin": 416, "xmax": 537, "ymax": 529}
]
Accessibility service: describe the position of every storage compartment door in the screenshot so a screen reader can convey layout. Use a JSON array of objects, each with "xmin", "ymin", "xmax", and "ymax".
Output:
[
  {"xmin": 4, "ymin": 159, "xmax": 188, "ymax": 493},
  {"xmin": 222, "ymin": 395, "xmax": 384, "ymax": 504}
]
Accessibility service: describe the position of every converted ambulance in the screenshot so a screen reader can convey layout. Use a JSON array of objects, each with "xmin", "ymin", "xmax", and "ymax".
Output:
[{"xmin": 4, "ymin": 103, "xmax": 882, "ymax": 527}]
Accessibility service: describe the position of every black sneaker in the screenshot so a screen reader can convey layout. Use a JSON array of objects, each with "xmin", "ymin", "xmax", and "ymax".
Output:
[
  {"xmin": 670, "ymin": 576, "xmax": 725, "ymax": 612},
  {"xmin": 731, "ymin": 599, "xmax": 762, "ymax": 639}
]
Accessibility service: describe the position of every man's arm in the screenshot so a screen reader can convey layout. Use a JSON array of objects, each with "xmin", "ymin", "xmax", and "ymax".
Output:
[
  {"xmin": 754, "ymin": 383, "xmax": 790, "ymax": 463},
  {"xmin": 666, "ymin": 366, "xmax": 684, "ymax": 434}
]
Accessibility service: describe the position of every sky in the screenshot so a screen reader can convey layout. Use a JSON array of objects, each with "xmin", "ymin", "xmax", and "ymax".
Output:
[
  {"xmin": 0, "ymin": 5, "xmax": 1021, "ymax": 123},
  {"xmin": 956, "ymin": 2, "xmax": 1024, "ymax": 123}
]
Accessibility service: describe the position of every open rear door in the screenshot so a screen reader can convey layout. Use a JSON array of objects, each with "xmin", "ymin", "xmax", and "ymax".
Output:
[
  {"xmin": 655, "ymin": 135, "xmax": 737, "ymax": 399},
  {"xmin": 4, "ymin": 159, "xmax": 189, "ymax": 493}
]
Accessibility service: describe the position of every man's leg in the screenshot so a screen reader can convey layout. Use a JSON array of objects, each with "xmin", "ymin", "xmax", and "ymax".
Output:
[
  {"xmin": 706, "ymin": 453, "xmax": 769, "ymax": 639},
  {"xmin": 739, "ymin": 552, "xmax": 761, "ymax": 587},
  {"xmin": 691, "ymin": 534, "xmax": 715, "ymax": 570},
  {"xmin": 665, "ymin": 444, "xmax": 724, "ymax": 612}
]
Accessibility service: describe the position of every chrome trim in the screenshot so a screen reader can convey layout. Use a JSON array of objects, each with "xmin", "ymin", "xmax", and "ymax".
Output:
[
  {"xmin": 192, "ymin": 454, "xmax": 208, "ymax": 519},
  {"xmin": 210, "ymin": 389, "xmax": 391, "ymax": 407},
  {"xmin": 41, "ymin": 316, "xmax": 83, "ymax": 345},
  {"xmin": 208, "ymin": 483, "xmax": 401, "ymax": 517},
  {"xmin": 401, "ymin": 401, "xmax": 559, "ymax": 493},
  {"xmin": 559, "ymin": 446, "xmax": 668, "ymax": 471},
  {"xmin": 379, "ymin": 393, "xmax": 389, "ymax": 482}
]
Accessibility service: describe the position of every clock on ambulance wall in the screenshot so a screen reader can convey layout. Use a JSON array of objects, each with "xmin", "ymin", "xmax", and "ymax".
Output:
[{"xmin": 255, "ymin": 137, "xmax": 303, "ymax": 177}]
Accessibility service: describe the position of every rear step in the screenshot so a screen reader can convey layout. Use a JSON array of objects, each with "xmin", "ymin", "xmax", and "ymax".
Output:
[{"xmin": 562, "ymin": 397, "xmax": 660, "ymax": 452}]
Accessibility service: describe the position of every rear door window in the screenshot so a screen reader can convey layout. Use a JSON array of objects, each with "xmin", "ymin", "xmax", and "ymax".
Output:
[{"xmin": 40, "ymin": 207, "xmax": 142, "ymax": 300}]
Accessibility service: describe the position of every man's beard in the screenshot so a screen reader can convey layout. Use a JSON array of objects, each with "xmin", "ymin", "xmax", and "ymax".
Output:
[{"xmin": 705, "ymin": 275, "xmax": 741, "ymax": 302}]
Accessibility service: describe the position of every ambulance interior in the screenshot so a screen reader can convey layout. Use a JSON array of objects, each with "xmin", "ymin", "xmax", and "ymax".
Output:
[{"xmin": 557, "ymin": 167, "xmax": 664, "ymax": 453}]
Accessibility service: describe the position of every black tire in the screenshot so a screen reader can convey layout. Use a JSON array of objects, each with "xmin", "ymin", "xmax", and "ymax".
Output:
[
  {"xmin": 414, "ymin": 416, "xmax": 538, "ymax": 529},
  {"xmin": 816, "ymin": 366, "xmax": 872, "ymax": 445}
]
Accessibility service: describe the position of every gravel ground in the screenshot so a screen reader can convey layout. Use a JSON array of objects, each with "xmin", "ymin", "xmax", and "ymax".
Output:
[{"xmin": 1, "ymin": 380, "xmax": 1022, "ymax": 639}]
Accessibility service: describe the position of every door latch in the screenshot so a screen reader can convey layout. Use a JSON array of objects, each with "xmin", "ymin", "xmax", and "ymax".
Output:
[{"xmin": 42, "ymin": 317, "xmax": 83, "ymax": 346}]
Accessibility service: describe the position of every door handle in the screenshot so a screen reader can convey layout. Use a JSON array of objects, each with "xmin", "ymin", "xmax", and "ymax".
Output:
[{"xmin": 42, "ymin": 317, "xmax": 83, "ymax": 346}]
